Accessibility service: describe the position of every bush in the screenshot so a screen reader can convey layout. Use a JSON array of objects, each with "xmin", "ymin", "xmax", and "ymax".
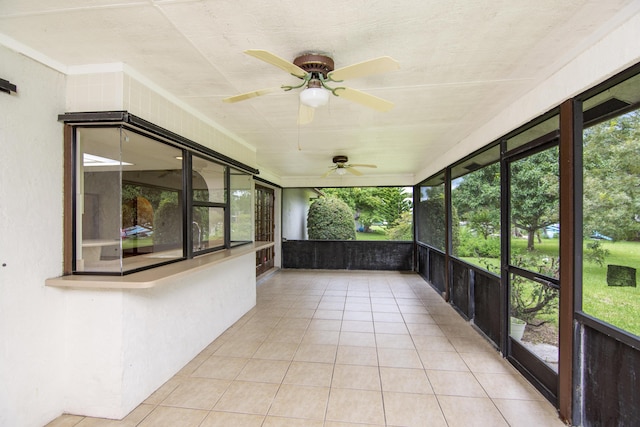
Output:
[
  {"xmin": 456, "ymin": 227, "xmax": 500, "ymax": 258},
  {"xmin": 585, "ymin": 240, "xmax": 610, "ymax": 267},
  {"xmin": 307, "ymin": 197, "xmax": 356, "ymax": 240},
  {"xmin": 386, "ymin": 211, "xmax": 413, "ymax": 240}
]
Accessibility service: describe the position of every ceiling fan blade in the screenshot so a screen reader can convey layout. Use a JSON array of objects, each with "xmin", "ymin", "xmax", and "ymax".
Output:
[
  {"xmin": 298, "ymin": 103, "xmax": 314, "ymax": 125},
  {"xmin": 244, "ymin": 49, "xmax": 307, "ymax": 78},
  {"xmin": 345, "ymin": 167, "xmax": 363, "ymax": 176},
  {"xmin": 334, "ymin": 87, "xmax": 394, "ymax": 112},
  {"xmin": 328, "ymin": 56, "xmax": 399, "ymax": 81},
  {"xmin": 222, "ymin": 87, "xmax": 279, "ymax": 103},
  {"xmin": 348, "ymin": 164, "xmax": 377, "ymax": 168},
  {"xmin": 321, "ymin": 167, "xmax": 336, "ymax": 178}
]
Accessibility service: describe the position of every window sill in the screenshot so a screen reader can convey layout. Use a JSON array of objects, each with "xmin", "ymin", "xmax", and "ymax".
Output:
[{"xmin": 46, "ymin": 241, "xmax": 274, "ymax": 290}]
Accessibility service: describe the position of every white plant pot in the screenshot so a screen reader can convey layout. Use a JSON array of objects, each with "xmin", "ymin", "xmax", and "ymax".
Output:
[{"xmin": 510, "ymin": 317, "xmax": 526, "ymax": 341}]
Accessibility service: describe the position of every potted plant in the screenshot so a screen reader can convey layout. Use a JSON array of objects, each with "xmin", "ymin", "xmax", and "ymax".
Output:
[{"xmin": 509, "ymin": 254, "xmax": 559, "ymax": 341}]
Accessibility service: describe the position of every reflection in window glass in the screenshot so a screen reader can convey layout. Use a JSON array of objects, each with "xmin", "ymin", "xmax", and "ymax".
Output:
[
  {"xmin": 230, "ymin": 168, "xmax": 253, "ymax": 245},
  {"xmin": 417, "ymin": 174, "xmax": 446, "ymax": 250},
  {"xmin": 191, "ymin": 155, "xmax": 227, "ymax": 254},
  {"xmin": 76, "ymin": 126, "xmax": 184, "ymax": 274},
  {"xmin": 193, "ymin": 156, "xmax": 225, "ymax": 203},
  {"xmin": 582, "ymin": 106, "xmax": 640, "ymax": 336},
  {"xmin": 193, "ymin": 206, "xmax": 224, "ymax": 250},
  {"xmin": 451, "ymin": 162, "xmax": 500, "ymax": 271}
]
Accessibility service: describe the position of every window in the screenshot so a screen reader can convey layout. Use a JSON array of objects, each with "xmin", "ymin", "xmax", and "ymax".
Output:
[
  {"xmin": 66, "ymin": 114, "xmax": 256, "ymax": 275},
  {"xmin": 76, "ymin": 127, "xmax": 184, "ymax": 274},
  {"xmin": 450, "ymin": 146, "xmax": 501, "ymax": 271},
  {"xmin": 192, "ymin": 155, "xmax": 226, "ymax": 252},
  {"xmin": 581, "ymin": 72, "xmax": 640, "ymax": 336},
  {"xmin": 417, "ymin": 173, "xmax": 446, "ymax": 250},
  {"xmin": 230, "ymin": 168, "xmax": 253, "ymax": 246}
]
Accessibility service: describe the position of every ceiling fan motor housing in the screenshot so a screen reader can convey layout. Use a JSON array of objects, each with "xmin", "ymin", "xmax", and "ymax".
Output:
[
  {"xmin": 333, "ymin": 155, "xmax": 348, "ymax": 164},
  {"xmin": 294, "ymin": 54, "xmax": 335, "ymax": 79}
]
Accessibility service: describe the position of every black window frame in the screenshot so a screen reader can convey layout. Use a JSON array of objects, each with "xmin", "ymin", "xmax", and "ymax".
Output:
[{"xmin": 60, "ymin": 111, "xmax": 258, "ymax": 276}]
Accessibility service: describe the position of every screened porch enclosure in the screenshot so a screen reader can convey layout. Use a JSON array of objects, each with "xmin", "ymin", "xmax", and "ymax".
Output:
[{"xmin": 280, "ymin": 63, "xmax": 640, "ymax": 427}]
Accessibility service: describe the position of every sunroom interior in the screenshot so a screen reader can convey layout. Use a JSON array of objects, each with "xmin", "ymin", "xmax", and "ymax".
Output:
[{"xmin": 1, "ymin": 1, "xmax": 640, "ymax": 426}]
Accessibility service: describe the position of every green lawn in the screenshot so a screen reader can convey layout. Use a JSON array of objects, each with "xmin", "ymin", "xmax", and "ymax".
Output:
[
  {"xmin": 356, "ymin": 226, "xmax": 389, "ymax": 241},
  {"xmin": 122, "ymin": 236, "xmax": 153, "ymax": 250},
  {"xmin": 462, "ymin": 238, "xmax": 640, "ymax": 336},
  {"xmin": 582, "ymin": 240, "xmax": 640, "ymax": 335}
]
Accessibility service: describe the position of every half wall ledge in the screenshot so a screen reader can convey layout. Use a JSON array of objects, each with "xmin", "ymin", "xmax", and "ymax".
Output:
[{"xmin": 46, "ymin": 241, "xmax": 274, "ymax": 289}]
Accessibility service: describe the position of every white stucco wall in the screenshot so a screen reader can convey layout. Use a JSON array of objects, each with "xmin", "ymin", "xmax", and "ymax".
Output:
[
  {"xmin": 282, "ymin": 188, "xmax": 320, "ymax": 240},
  {"xmin": 66, "ymin": 66, "xmax": 258, "ymax": 171},
  {"xmin": 63, "ymin": 254, "xmax": 256, "ymax": 419},
  {"xmin": 0, "ymin": 45, "xmax": 260, "ymax": 426},
  {"xmin": 0, "ymin": 44, "xmax": 67, "ymax": 427}
]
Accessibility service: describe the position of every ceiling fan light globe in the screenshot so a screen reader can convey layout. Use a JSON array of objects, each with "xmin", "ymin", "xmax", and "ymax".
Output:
[
  {"xmin": 299, "ymin": 87, "xmax": 329, "ymax": 108},
  {"xmin": 336, "ymin": 167, "xmax": 347, "ymax": 175}
]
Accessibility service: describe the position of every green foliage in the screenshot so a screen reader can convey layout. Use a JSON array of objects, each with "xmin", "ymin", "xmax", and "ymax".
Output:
[
  {"xmin": 418, "ymin": 185, "xmax": 446, "ymax": 250},
  {"xmin": 456, "ymin": 227, "xmax": 500, "ymax": 258},
  {"xmin": 230, "ymin": 188, "xmax": 252, "ymax": 241},
  {"xmin": 386, "ymin": 211, "xmax": 413, "ymax": 241},
  {"xmin": 475, "ymin": 249, "xmax": 559, "ymax": 325},
  {"xmin": 585, "ymin": 240, "xmax": 610, "ymax": 267},
  {"xmin": 322, "ymin": 187, "xmax": 412, "ymax": 232},
  {"xmin": 510, "ymin": 147, "xmax": 559, "ymax": 251},
  {"xmin": 452, "ymin": 162, "xmax": 500, "ymax": 223},
  {"xmin": 509, "ymin": 252, "xmax": 559, "ymax": 324},
  {"xmin": 583, "ymin": 111, "xmax": 640, "ymax": 241},
  {"xmin": 469, "ymin": 208, "xmax": 498, "ymax": 239},
  {"xmin": 307, "ymin": 196, "xmax": 356, "ymax": 240}
]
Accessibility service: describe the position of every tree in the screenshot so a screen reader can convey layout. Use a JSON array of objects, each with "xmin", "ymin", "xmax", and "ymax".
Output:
[
  {"xmin": 452, "ymin": 163, "xmax": 500, "ymax": 224},
  {"xmin": 510, "ymin": 147, "xmax": 559, "ymax": 250},
  {"xmin": 451, "ymin": 163, "xmax": 500, "ymax": 249},
  {"xmin": 375, "ymin": 187, "xmax": 413, "ymax": 227},
  {"xmin": 307, "ymin": 197, "xmax": 356, "ymax": 240},
  {"xmin": 583, "ymin": 111, "xmax": 640, "ymax": 241},
  {"xmin": 469, "ymin": 208, "xmax": 498, "ymax": 240}
]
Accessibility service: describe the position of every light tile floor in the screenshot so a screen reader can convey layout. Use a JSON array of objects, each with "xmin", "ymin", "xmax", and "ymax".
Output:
[{"xmin": 47, "ymin": 270, "xmax": 565, "ymax": 427}]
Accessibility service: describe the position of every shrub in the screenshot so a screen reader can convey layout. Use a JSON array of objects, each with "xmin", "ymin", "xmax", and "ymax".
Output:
[
  {"xmin": 456, "ymin": 227, "xmax": 500, "ymax": 258},
  {"xmin": 307, "ymin": 197, "xmax": 356, "ymax": 240},
  {"xmin": 510, "ymin": 252, "xmax": 559, "ymax": 324},
  {"xmin": 585, "ymin": 240, "xmax": 610, "ymax": 267},
  {"xmin": 386, "ymin": 211, "xmax": 413, "ymax": 240}
]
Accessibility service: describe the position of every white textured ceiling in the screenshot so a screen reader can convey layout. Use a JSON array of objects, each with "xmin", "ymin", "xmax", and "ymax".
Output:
[{"xmin": 0, "ymin": 0, "xmax": 634, "ymax": 185}]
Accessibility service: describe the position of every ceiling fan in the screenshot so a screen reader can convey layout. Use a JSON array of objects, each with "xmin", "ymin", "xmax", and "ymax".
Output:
[
  {"xmin": 223, "ymin": 50, "xmax": 399, "ymax": 124},
  {"xmin": 322, "ymin": 155, "xmax": 377, "ymax": 177}
]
